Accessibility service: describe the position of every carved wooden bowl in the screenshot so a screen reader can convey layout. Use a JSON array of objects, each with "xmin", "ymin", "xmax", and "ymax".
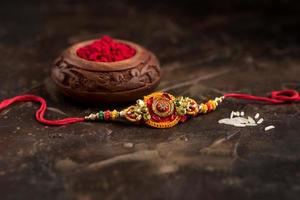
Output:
[{"xmin": 51, "ymin": 39, "xmax": 161, "ymax": 102}]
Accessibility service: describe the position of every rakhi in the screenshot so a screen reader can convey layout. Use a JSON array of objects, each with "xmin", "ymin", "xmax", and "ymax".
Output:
[{"xmin": 0, "ymin": 89, "xmax": 300, "ymax": 128}]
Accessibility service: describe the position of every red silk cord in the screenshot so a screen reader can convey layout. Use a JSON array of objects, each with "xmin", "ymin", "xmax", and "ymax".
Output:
[
  {"xmin": 0, "ymin": 89, "xmax": 299, "ymax": 126},
  {"xmin": 224, "ymin": 89, "xmax": 300, "ymax": 104},
  {"xmin": 0, "ymin": 95, "xmax": 85, "ymax": 125}
]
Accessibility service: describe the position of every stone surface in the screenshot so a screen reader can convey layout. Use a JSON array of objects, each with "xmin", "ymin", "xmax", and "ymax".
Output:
[{"xmin": 0, "ymin": 1, "xmax": 300, "ymax": 200}]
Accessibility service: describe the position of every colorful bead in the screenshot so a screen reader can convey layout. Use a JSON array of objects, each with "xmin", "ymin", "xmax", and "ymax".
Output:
[
  {"xmin": 143, "ymin": 113, "xmax": 151, "ymax": 121},
  {"xmin": 84, "ymin": 113, "xmax": 98, "ymax": 120},
  {"xmin": 200, "ymin": 103, "xmax": 208, "ymax": 113},
  {"xmin": 98, "ymin": 111, "xmax": 104, "ymax": 120},
  {"xmin": 210, "ymin": 100, "xmax": 217, "ymax": 110},
  {"xmin": 104, "ymin": 110, "xmax": 110, "ymax": 120},
  {"xmin": 206, "ymin": 100, "xmax": 217, "ymax": 112},
  {"xmin": 111, "ymin": 110, "xmax": 119, "ymax": 120}
]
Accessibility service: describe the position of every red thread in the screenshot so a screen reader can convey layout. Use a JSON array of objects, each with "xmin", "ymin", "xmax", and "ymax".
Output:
[
  {"xmin": 77, "ymin": 35, "xmax": 136, "ymax": 62},
  {"xmin": 0, "ymin": 95, "xmax": 85, "ymax": 125},
  {"xmin": 224, "ymin": 89, "xmax": 300, "ymax": 104}
]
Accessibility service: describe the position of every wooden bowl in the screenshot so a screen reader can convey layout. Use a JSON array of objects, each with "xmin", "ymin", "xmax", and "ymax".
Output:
[{"xmin": 51, "ymin": 39, "xmax": 161, "ymax": 103}]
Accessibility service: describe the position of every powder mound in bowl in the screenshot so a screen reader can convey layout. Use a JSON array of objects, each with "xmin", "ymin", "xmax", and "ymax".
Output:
[{"xmin": 76, "ymin": 35, "xmax": 136, "ymax": 62}]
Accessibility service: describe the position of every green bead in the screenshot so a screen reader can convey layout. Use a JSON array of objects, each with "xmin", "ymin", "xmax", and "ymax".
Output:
[{"xmin": 98, "ymin": 111, "xmax": 104, "ymax": 120}]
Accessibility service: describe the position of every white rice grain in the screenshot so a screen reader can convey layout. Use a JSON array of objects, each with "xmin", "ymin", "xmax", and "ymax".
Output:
[
  {"xmin": 254, "ymin": 113, "xmax": 260, "ymax": 119},
  {"xmin": 230, "ymin": 111, "xmax": 234, "ymax": 119},
  {"xmin": 264, "ymin": 125, "xmax": 275, "ymax": 131},
  {"xmin": 257, "ymin": 118, "xmax": 264, "ymax": 124}
]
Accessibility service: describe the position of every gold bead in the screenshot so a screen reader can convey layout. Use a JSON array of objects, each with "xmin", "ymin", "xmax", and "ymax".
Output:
[
  {"xmin": 134, "ymin": 108, "xmax": 142, "ymax": 114},
  {"xmin": 143, "ymin": 113, "xmax": 151, "ymax": 121},
  {"xmin": 141, "ymin": 106, "xmax": 148, "ymax": 113},
  {"xmin": 208, "ymin": 100, "xmax": 217, "ymax": 110},
  {"xmin": 200, "ymin": 103, "xmax": 208, "ymax": 113},
  {"xmin": 137, "ymin": 99, "xmax": 145, "ymax": 107},
  {"xmin": 111, "ymin": 110, "xmax": 119, "ymax": 120},
  {"xmin": 177, "ymin": 107, "xmax": 187, "ymax": 115},
  {"xmin": 136, "ymin": 115, "xmax": 142, "ymax": 121}
]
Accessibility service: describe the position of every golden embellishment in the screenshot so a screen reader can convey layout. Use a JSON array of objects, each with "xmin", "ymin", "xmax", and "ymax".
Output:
[
  {"xmin": 124, "ymin": 106, "xmax": 141, "ymax": 122},
  {"xmin": 145, "ymin": 117, "xmax": 181, "ymax": 128},
  {"xmin": 174, "ymin": 96, "xmax": 199, "ymax": 116},
  {"xmin": 111, "ymin": 110, "xmax": 119, "ymax": 120},
  {"xmin": 152, "ymin": 96, "xmax": 174, "ymax": 117}
]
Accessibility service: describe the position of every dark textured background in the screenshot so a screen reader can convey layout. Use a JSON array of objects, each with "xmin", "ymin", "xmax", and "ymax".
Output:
[{"xmin": 0, "ymin": 1, "xmax": 300, "ymax": 200}]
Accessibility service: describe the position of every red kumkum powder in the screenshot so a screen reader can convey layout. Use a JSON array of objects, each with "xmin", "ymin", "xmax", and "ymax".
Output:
[{"xmin": 76, "ymin": 35, "xmax": 136, "ymax": 62}]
